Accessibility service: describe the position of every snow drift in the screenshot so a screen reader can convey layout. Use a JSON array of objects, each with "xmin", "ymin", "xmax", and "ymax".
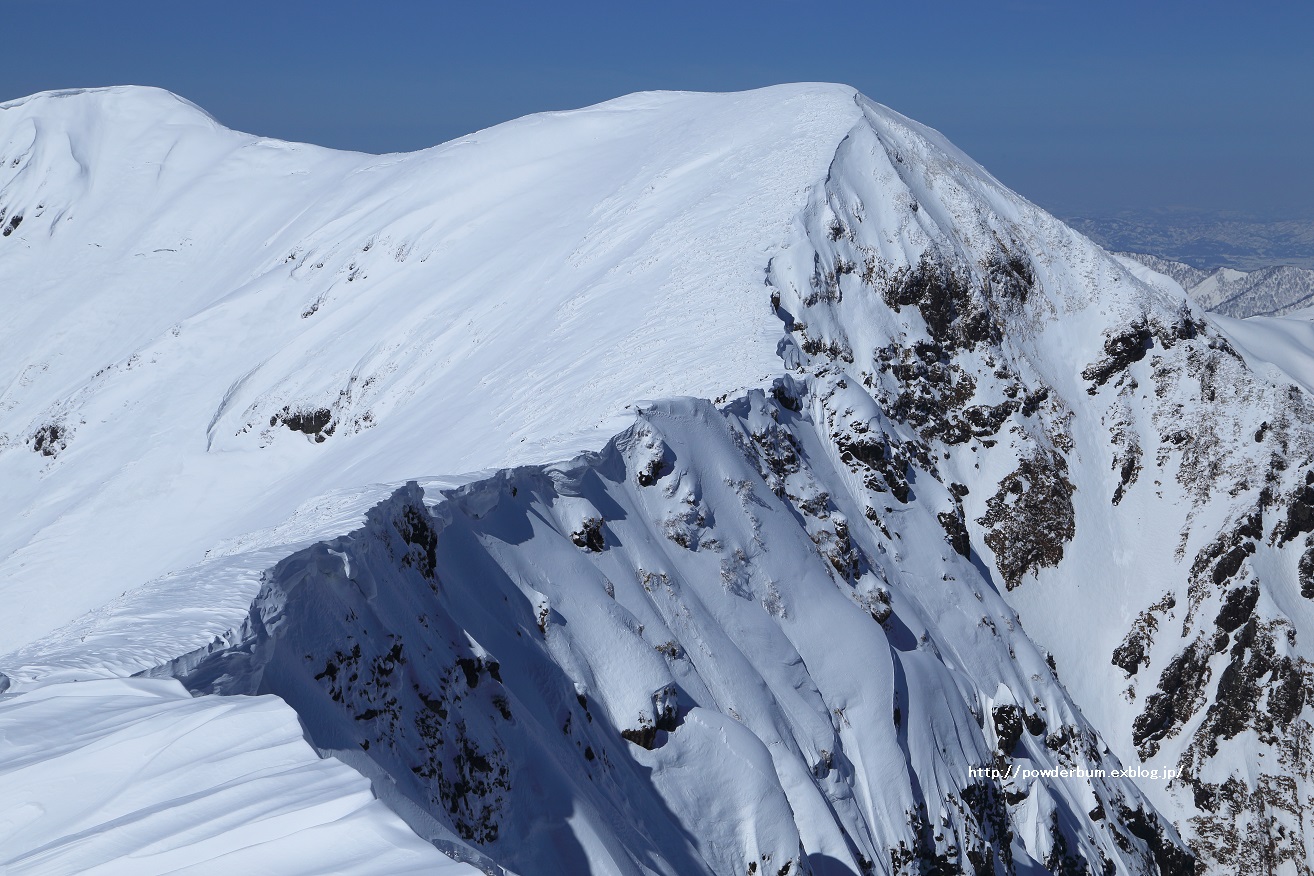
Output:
[{"xmin": 0, "ymin": 677, "xmax": 477, "ymax": 875}]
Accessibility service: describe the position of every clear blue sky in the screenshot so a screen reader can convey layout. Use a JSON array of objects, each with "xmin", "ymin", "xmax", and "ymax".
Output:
[{"xmin": 5, "ymin": 1, "xmax": 1311, "ymax": 218}]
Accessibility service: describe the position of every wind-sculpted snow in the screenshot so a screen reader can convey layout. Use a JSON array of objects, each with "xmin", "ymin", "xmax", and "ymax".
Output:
[
  {"xmin": 155, "ymin": 398, "xmax": 1190, "ymax": 875},
  {"xmin": 0, "ymin": 677, "xmax": 478, "ymax": 875},
  {"xmin": 0, "ymin": 83, "xmax": 859, "ymax": 649},
  {"xmin": 3, "ymin": 83, "xmax": 1314, "ymax": 874}
]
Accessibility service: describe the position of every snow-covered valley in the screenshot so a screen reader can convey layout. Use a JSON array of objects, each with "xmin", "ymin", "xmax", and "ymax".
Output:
[{"xmin": 3, "ymin": 83, "xmax": 1313, "ymax": 875}]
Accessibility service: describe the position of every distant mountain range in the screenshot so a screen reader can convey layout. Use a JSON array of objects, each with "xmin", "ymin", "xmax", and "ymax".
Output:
[
  {"xmin": 1117, "ymin": 251, "xmax": 1314, "ymax": 318},
  {"xmin": 1068, "ymin": 210, "xmax": 1314, "ymax": 272}
]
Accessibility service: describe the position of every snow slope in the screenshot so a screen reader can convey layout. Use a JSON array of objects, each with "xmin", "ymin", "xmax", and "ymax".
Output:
[
  {"xmin": 1210, "ymin": 310, "xmax": 1314, "ymax": 397},
  {"xmin": 5, "ymin": 83, "xmax": 1314, "ymax": 875},
  {"xmin": 0, "ymin": 677, "xmax": 479, "ymax": 875},
  {"xmin": 0, "ymin": 83, "xmax": 858, "ymax": 650}
]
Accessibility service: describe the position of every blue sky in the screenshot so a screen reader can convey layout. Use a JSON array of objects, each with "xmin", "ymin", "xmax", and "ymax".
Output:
[{"xmin": 5, "ymin": 1, "xmax": 1310, "ymax": 218}]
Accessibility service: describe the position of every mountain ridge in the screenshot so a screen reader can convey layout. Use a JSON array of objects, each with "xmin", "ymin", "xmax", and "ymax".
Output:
[
  {"xmin": 4, "ymin": 84, "xmax": 1313, "ymax": 874},
  {"xmin": 0, "ymin": 82, "xmax": 862, "ymax": 648}
]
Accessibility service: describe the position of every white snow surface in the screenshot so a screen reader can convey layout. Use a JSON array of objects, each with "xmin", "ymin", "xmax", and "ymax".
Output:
[
  {"xmin": 1210, "ymin": 310, "xmax": 1314, "ymax": 397},
  {"xmin": 0, "ymin": 677, "xmax": 478, "ymax": 875},
  {"xmin": 0, "ymin": 83, "xmax": 859, "ymax": 650},
  {"xmin": 5, "ymin": 83, "xmax": 1314, "ymax": 875}
]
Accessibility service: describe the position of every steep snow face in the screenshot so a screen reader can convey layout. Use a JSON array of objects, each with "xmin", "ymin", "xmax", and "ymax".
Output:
[
  {"xmin": 766, "ymin": 95, "xmax": 1314, "ymax": 873},
  {"xmin": 0, "ymin": 83, "xmax": 860, "ymax": 649},
  {"xmin": 152, "ymin": 402, "xmax": 1188, "ymax": 876},
  {"xmin": 0, "ymin": 677, "xmax": 479, "ymax": 875}
]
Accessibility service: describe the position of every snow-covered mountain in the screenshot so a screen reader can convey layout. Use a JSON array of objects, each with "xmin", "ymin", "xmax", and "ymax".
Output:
[
  {"xmin": 1117, "ymin": 251, "xmax": 1314, "ymax": 317},
  {"xmin": 3, "ymin": 84, "xmax": 1312, "ymax": 875}
]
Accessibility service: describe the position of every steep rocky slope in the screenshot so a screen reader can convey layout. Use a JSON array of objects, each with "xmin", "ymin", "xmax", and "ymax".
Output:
[
  {"xmin": 148, "ymin": 403, "xmax": 1191, "ymax": 875},
  {"xmin": 4, "ymin": 85, "xmax": 1313, "ymax": 874},
  {"xmin": 766, "ymin": 101, "xmax": 1314, "ymax": 874}
]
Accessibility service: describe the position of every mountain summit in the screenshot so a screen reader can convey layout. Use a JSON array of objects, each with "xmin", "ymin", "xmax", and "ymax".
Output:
[{"xmin": 3, "ymin": 85, "xmax": 1310, "ymax": 875}]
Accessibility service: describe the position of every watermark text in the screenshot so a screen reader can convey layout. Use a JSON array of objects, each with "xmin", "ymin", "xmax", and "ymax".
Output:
[{"xmin": 968, "ymin": 764, "xmax": 1179, "ymax": 781}]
